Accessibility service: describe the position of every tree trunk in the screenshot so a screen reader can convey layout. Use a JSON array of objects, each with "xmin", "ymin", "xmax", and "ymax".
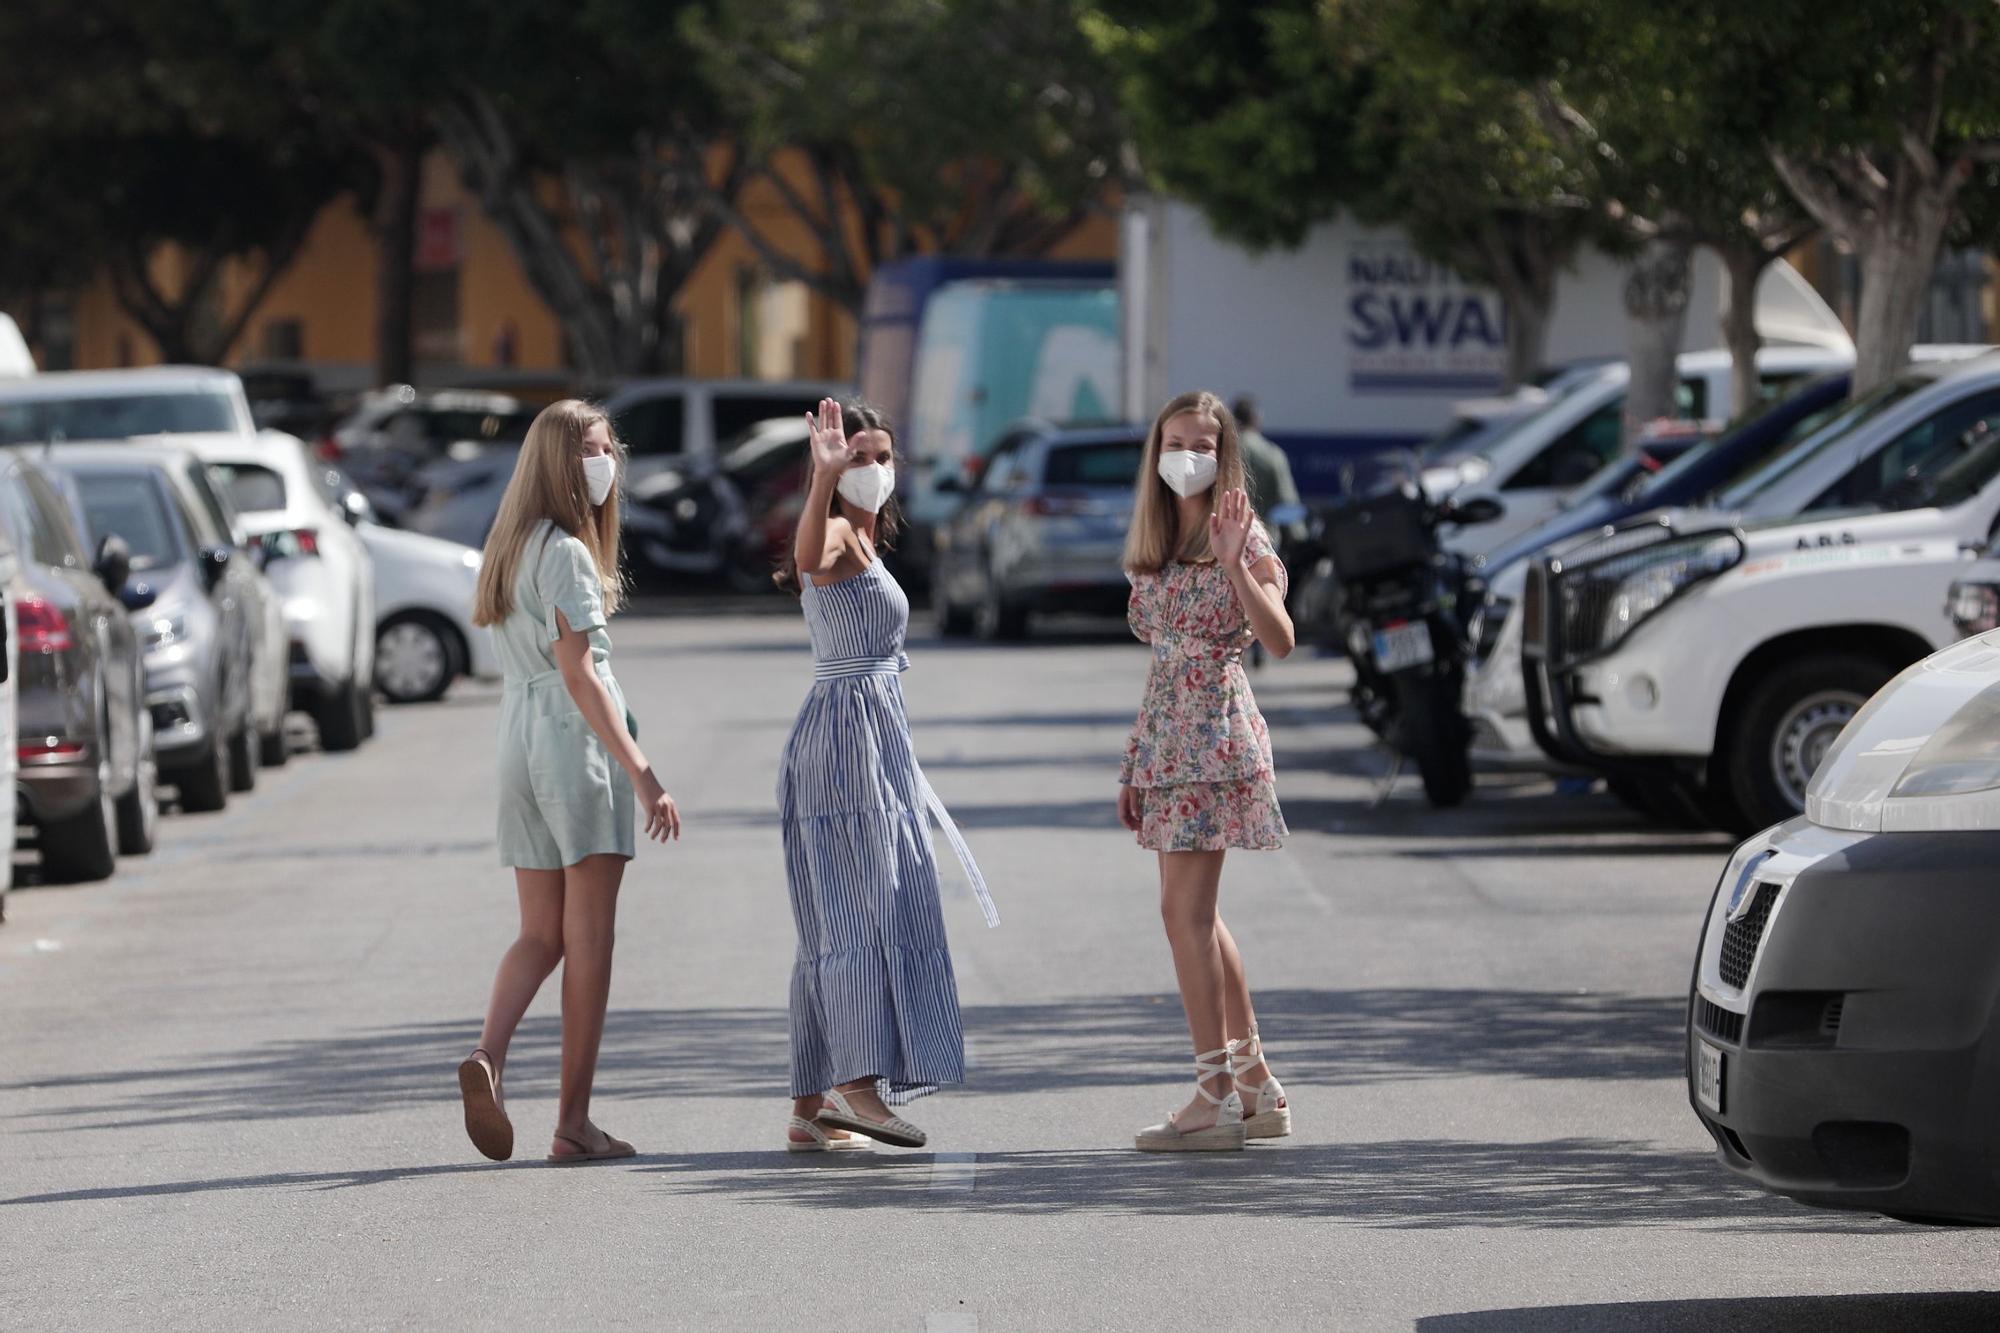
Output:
[
  {"xmin": 371, "ymin": 138, "xmax": 423, "ymax": 388},
  {"xmin": 1621, "ymin": 234, "xmax": 1693, "ymax": 449},
  {"xmin": 1850, "ymin": 204, "xmax": 1952, "ymax": 396},
  {"xmin": 1717, "ymin": 241, "xmax": 1769, "ymax": 421}
]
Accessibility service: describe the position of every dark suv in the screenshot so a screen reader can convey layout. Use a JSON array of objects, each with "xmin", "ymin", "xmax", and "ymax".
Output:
[{"xmin": 0, "ymin": 450, "xmax": 155, "ymax": 881}]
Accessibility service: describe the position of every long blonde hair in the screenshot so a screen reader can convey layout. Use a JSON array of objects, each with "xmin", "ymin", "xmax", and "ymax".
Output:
[
  {"xmin": 1122, "ymin": 390, "xmax": 1248, "ymax": 574},
  {"xmin": 472, "ymin": 398, "xmax": 625, "ymax": 627}
]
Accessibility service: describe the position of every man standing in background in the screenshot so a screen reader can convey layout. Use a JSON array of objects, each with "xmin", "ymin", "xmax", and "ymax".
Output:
[{"xmin": 1232, "ymin": 395, "xmax": 1304, "ymax": 547}]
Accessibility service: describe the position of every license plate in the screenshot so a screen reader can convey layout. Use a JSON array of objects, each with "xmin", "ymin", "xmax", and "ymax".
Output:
[
  {"xmin": 1372, "ymin": 621, "xmax": 1435, "ymax": 672},
  {"xmin": 1696, "ymin": 1040, "xmax": 1724, "ymax": 1114}
]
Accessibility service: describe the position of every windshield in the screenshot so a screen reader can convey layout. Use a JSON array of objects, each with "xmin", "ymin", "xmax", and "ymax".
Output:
[
  {"xmin": 0, "ymin": 391, "xmax": 237, "ymax": 443},
  {"xmin": 1712, "ymin": 377, "xmax": 1925, "ymax": 510},
  {"xmin": 76, "ymin": 473, "xmax": 183, "ymax": 572},
  {"xmin": 1638, "ymin": 381, "xmax": 1848, "ymax": 504},
  {"xmin": 1044, "ymin": 440, "xmax": 1144, "ymax": 486}
]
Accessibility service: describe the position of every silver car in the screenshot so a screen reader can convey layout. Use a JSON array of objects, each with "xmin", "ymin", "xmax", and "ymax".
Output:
[{"xmin": 931, "ymin": 425, "xmax": 1143, "ymax": 640}]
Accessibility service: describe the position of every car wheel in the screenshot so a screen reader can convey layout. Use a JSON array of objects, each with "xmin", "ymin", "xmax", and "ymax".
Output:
[
  {"xmin": 115, "ymin": 724, "xmax": 160, "ymax": 855},
  {"xmin": 316, "ymin": 678, "xmax": 366, "ymax": 752},
  {"xmin": 376, "ymin": 615, "xmax": 457, "ymax": 704},
  {"xmin": 975, "ymin": 576, "xmax": 1029, "ymax": 641},
  {"xmin": 723, "ymin": 540, "xmax": 777, "ymax": 595},
  {"xmin": 1724, "ymin": 654, "xmax": 1893, "ymax": 835},
  {"xmin": 43, "ymin": 743, "xmax": 118, "ymax": 882},
  {"xmin": 175, "ymin": 725, "xmax": 231, "ymax": 814},
  {"xmin": 259, "ymin": 725, "xmax": 290, "ymax": 768}
]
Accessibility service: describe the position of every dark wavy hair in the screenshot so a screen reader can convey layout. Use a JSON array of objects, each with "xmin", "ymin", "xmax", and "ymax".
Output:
[{"xmin": 773, "ymin": 399, "xmax": 902, "ymax": 596}]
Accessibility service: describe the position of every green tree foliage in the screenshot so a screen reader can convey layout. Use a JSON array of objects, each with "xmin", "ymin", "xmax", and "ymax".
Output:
[
  {"xmin": 687, "ymin": 0, "xmax": 1126, "ymax": 311},
  {"xmin": 0, "ymin": 1, "xmax": 358, "ymax": 363}
]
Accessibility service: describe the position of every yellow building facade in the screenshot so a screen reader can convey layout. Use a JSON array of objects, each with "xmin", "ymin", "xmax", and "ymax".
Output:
[{"xmin": 48, "ymin": 148, "xmax": 1119, "ymax": 392}]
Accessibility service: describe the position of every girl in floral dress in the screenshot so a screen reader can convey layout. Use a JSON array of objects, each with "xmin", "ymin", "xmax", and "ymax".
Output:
[{"xmin": 1119, "ymin": 390, "xmax": 1296, "ymax": 1153}]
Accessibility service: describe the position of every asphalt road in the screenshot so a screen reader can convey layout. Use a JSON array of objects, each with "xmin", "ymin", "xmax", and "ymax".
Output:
[{"xmin": 4, "ymin": 609, "xmax": 1997, "ymax": 1331}]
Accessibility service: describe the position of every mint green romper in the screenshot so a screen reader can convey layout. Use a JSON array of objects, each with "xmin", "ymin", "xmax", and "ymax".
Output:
[{"xmin": 494, "ymin": 520, "xmax": 636, "ymax": 869}]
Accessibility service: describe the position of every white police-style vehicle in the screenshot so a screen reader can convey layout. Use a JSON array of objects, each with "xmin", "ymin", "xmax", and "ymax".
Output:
[{"xmin": 1520, "ymin": 353, "xmax": 2000, "ymax": 832}]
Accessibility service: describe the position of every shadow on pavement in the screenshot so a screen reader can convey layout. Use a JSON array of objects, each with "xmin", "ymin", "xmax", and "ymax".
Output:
[
  {"xmin": 632, "ymin": 1138, "xmax": 1879, "ymax": 1232},
  {"xmin": 2, "ymin": 987, "xmax": 1686, "ymax": 1130},
  {"xmin": 5, "ymin": 1140, "xmax": 1880, "ymax": 1234},
  {"xmin": 1414, "ymin": 1292, "xmax": 2000, "ymax": 1331}
]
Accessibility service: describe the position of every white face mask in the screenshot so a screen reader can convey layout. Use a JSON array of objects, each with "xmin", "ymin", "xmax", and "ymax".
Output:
[
  {"xmin": 582, "ymin": 453, "xmax": 617, "ymax": 507},
  {"xmin": 1157, "ymin": 450, "xmax": 1219, "ymax": 497},
  {"xmin": 837, "ymin": 461, "xmax": 896, "ymax": 513}
]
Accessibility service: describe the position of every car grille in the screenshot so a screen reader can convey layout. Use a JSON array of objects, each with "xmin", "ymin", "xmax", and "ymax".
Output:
[
  {"xmin": 1694, "ymin": 996, "xmax": 1744, "ymax": 1044},
  {"xmin": 1718, "ymin": 882, "xmax": 1781, "ymax": 989}
]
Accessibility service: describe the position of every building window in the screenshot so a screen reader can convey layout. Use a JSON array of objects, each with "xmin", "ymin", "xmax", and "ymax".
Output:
[
  {"xmin": 34, "ymin": 296, "xmax": 75, "ymax": 370},
  {"xmin": 413, "ymin": 269, "xmax": 462, "ymax": 365},
  {"xmin": 262, "ymin": 318, "xmax": 304, "ymax": 361}
]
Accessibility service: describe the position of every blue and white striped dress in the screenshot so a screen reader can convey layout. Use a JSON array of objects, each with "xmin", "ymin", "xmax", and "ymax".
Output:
[{"xmin": 779, "ymin": 558, "xmax": 997, "ymax": 1102}]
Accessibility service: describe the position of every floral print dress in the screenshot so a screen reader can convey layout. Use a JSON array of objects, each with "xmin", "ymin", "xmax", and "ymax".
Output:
[{"xmin": 1120, "ymin": 522, "xmax": 1289, "ymax": 852}]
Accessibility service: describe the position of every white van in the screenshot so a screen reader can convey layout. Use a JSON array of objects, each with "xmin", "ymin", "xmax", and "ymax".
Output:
[{"xmin": 1522, "ymin": 353, "xmax": 2000, "ymax": 832}]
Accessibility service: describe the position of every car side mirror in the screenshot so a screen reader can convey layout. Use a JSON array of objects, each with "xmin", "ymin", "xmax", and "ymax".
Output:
[
  {"xmin": 198, "ymin": 544, "xmax": 232, "ymax": 590},
  {"xmin": 935, "ymin": 474, "xmax": 963, "ymax": 495},
  {"xmin": 119, "ymin": 579, "xmax": 159, "ymax": 612},
  {"xmin": 94, "ymin": 534, "xmax": 132, "ymax": 595}
]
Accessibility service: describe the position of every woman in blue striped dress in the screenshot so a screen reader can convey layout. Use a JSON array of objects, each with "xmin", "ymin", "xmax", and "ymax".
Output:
[{"xmin": 773, "ymin": 398, "xmax": 997, "ymax": 1152}]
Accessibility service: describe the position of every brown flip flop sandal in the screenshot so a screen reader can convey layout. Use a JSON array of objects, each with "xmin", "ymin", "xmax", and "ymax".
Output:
[
  {"xmin": 546, "ymin": 1128, "xmax": 636, "ymax": 1165},
  {"xmin": 457, "ymin": 1049, "xmax": 514, "ymax": 1162}
]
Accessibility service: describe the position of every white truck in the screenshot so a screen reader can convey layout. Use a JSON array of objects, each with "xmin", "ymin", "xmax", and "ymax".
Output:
[
  {"xmin": 1115, "ymin": 197, "xmax": 1851, "ymax": 496},
  {"xmin": 1520, "ymin": 353, "xmax": 2000, "ymax": 832}
]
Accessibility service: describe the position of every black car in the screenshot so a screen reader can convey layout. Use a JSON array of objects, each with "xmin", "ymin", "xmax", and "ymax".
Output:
[
  {"xmin": 0, "ymin": 450, "xmax": 155, "ymax": 881},
  {"xmin": 52, "ymin": 444, "xmax": 263, "ymax": 812}
]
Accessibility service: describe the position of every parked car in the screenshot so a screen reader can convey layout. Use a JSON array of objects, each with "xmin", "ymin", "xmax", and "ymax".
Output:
[
  {"xmin": 1433, "ymin": 346, "xmax": 1859, "ymax": 558},
  {"xmin": 0, "ymin": 366, "xmax": 256, "ymax": 444},
  {"xmin": 1464, "ymin": 347, "xmax": 1995, "ymax": 777},
  {"xmin": 0, "ymin": 449, "xmax": 154, "ymax": 880},
  {"xmin": 184, "ymin": 432, "xmax": 376, "ymax": 752},
  {"xmin": 305, "ymin": 457, "xmax": 494, "ymax": 705},
  {"xmin": 238, "ymin": 366, "xmax": 342, "ymax": 441},
  {"xmin": 1689, "ymin": 629, "xmax": 2000, "ymax": 1223},
  {"xmin": 328, "ymin": 386, "xmax": 537, "ymax": 522},
  {"xmin": 406, "ymin": 379, "xmax": 843, "ymax": 563},
  {"xmin": 49, "ymin": 444, "xmax": 263, "ymax": 810},
  {"xmin": 1522, "ymin": 352, "xmax": 2000, "ymax": 832},
  {"xmin": 931, "ymin": 425, "xmax": 1144, "ymax": 639}
]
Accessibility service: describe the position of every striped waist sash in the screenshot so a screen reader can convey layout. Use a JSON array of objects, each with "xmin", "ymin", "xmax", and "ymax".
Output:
[
  {"xmin": 813, "ymin": 652, "xmax": 911, "ymax": 681},
  {"xmin": 918, "ymin": 770, "xmax": 1000, "ymax": 929}
]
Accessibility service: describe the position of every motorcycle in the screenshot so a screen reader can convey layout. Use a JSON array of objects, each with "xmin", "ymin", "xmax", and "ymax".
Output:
[{"xmin": 1304, "ymin": 479, "xmax": 1502, "ymax": 807}]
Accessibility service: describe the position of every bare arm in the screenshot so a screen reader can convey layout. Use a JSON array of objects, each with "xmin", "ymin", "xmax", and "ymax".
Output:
[
  {"xmin": 552, "ymin": 612, "xmax": 680, "ymax": 842},
  {"xmin": 794, "ymin": 398, "xmax": 855, "ymax": 582},
  {"xmin": 1212, "ymin": 489, "xmax": 1295, "ymax": 659}
]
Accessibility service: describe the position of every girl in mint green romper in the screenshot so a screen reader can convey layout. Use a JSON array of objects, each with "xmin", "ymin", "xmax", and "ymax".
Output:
[{"xmin": 493, "ymin": 520, "xmax": 636, "ymax": 867}]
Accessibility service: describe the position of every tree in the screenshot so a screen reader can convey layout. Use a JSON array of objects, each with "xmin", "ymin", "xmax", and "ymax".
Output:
[
  {"xmin": 419, "ymin": 0, "xmax": 746, "ymax": 379},
  {"xmin": 687, "ymin": 0, "xmax": 1126, "ymax": 312},
  {"xmin": 0, "ymin": 0, "xmax": 358, "ymax": 364},
  {"xmin": 1437, "ymin": 0, "xmax": 1823, "ymax": 425},
  {"xmin": 1092, "ymin": 0, "xmax": 1616, "ymax": 388},
  {"xmin": 1693, "ymin": 0, "xmax": 2000, "ymax": 396}
]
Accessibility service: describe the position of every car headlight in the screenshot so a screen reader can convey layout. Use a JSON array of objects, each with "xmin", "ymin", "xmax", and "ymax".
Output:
[
  {"xmin": 1472, "ymin": 596, "xmax": 1514, "ymax": 664},
  {"xmin": 1888, "ymin": 681, "xmax": 2000, "ymax": 798},
  {"xmin": 460, "ymin": 548, "xmax": 481, "ymax": 570},
  {"xmin": 1596, "ymin": 534, "xmax": 1742, "ymax": 651},
  {"xmin": 144, "ymin": 612, "xmax": 188, "ymax": 651}
]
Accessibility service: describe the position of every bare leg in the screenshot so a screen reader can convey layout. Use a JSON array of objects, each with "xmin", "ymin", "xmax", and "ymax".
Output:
[
  {"xmin": 477, "ymin": 869, "xmax": 567, "ymax": 1094},
  {"xmin": 1216, "ymin": 916, "xmax": 1258, "ymax": 1042},
  {"xmin": 554, "ymin": 853, "xmax": 624, "ymax": 1146},
  {"xmin": 1158, "ymin": 849, "xmax": 1235, "ymax": 1130},
  {"xmin": 1216, "ymin": 916, "xmax": 1277, "ymax": 1094}
]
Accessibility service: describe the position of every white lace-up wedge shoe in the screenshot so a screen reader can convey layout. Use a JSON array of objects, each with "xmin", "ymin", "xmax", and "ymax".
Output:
[
  {"xmin": 1134, "ymin": 1047, "xmax": 1247, "ymax": 1152},
  {"xmin": 1229, "ymin": 1028, "xmax": 1291, "ymax": 1139}
]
